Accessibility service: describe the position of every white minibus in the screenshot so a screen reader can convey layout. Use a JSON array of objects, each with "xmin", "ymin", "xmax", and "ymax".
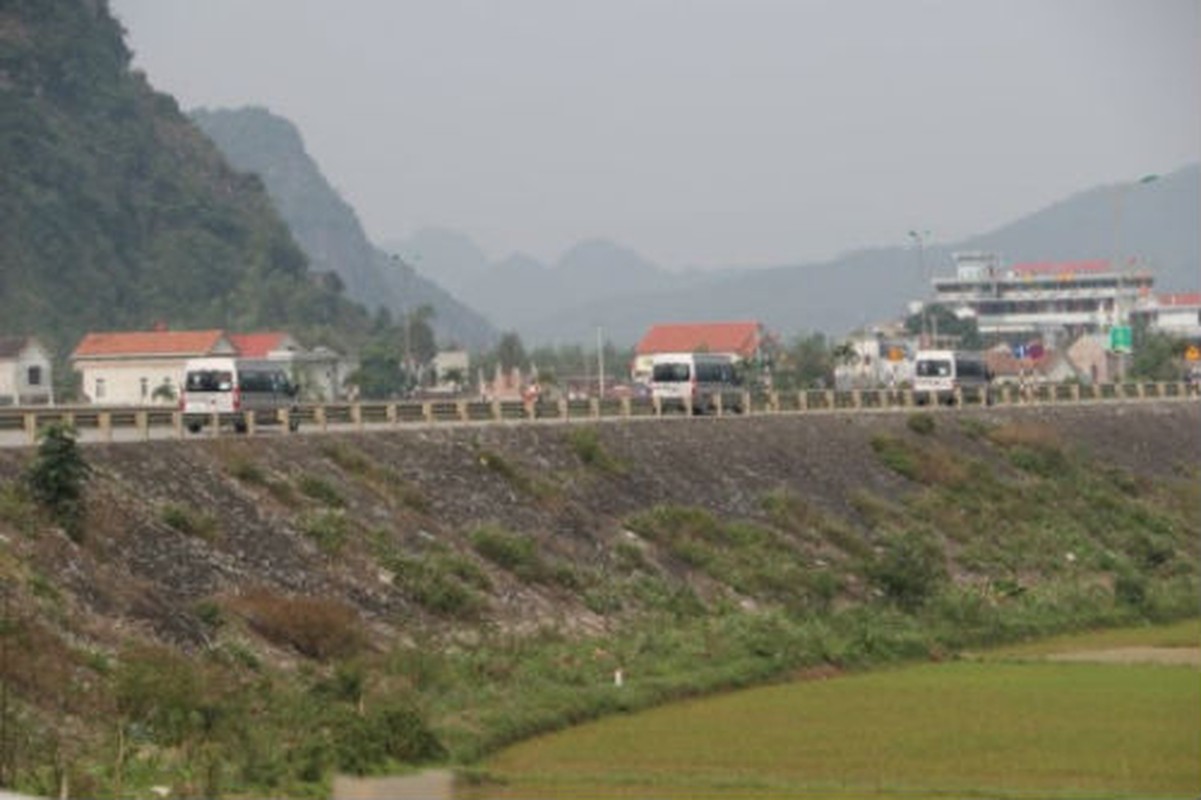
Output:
[
  {"xmin": 649, "ymin": 352, "xmax": 744, "ymax": 414},
  {"xmin": 913, "ymin": 350, "xmax": 992, "ymax": 405},
  {"xmin": 181, "ymin": 357, "xmax": 299, "ymax": 433}
]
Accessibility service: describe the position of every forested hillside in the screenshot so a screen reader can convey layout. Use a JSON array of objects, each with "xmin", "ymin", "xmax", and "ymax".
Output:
[{"xmin": 0, "ymin": 1, "xmax": 380, "ymax": 371}]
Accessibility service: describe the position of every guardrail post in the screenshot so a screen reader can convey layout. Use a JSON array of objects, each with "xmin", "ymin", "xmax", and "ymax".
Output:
[
  {"xmin": 278, "ymin": 408, "xmax": 293, "ymax": 434},
  {"xmin": 621, "ymin": 396, "xmax": 631, "ymax": 418},
  {"xmin": 652, "ymin": 396, "xmax": 662, "ymax": 416},
  {"xmin": 385, "ymin": 403, "xmax": 397, "ymax": 426},
  {"xmin": 423, "ymin": 402, "xmax": 434, "ymax": 424},
  {"xmin": 798, "ymin": 391, "xmax": 808, "ymax": 411},
  {"xmin": 23, "ymin": 412, "xmax": 37, "ymax": 445},
  {"xmin": 171, "ymin": 410, "xmax": 183, "ymax": 438},
  {"xmin": 135, "ymin": 410, "xmax": 150, "ymax": 441},
  {"xmin": 714, "ymin": 393, "xmax": 724, "ymax": 416},
  {"xmin": 589, "ymin": 397, "xmax": 600, "ymax": 419},
  {"xmin": 244, "ymin": 411, "xmax": 256, "ymax": 437},
  {"xmin": 99, "ymin": 411, "xmax": 112, "ymax": 442},
  {"xmin": 351, "ymin": 403, "xmax": 363, "ymax": 430},
  {"xmin": 314, "ymin": 405, "xmax": 327, "ymax": 431},
  {"xmin": 852, "ymin": 390, "xmax": 862, "ymax": 409},
  {"xmin": 459, "ymin": 400, "xmax": 470, "ymax": 422}
]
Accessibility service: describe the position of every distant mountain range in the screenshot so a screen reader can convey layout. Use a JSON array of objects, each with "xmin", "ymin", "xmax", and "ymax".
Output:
[
  {"xmin": 191, "ymin": 107, "xmax": 497, "ymax": 350},
  {"xmin": 386, "ymin": 164, "xmax": 1199, "ymax": 346},
  {"xmin": 188, "ymin": 104, "xmax": 1196, "ymax": 351}
]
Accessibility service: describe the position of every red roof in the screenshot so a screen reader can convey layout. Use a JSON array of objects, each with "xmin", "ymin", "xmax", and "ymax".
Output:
[
  {"xmin": 635, "ymin": 321, "xmax": 762, "ymax": 358},
  {"xmin": 228, "ymin": 332, "xmax": 293, "ymax": 358},
  {"xmin": 1010, "ymin": 260, "xmax": 1110, "ymax": 276},
  {"xmin": 1157, "ymin": 292, "xmax": 1201, "ymax": 307},
  {"xmin": 72, "ymin": 329, "xmax": 230, "ymax": 359}
]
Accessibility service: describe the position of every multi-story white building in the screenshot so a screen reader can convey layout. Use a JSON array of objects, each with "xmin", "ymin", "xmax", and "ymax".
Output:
[
  {"xmin": 929, "ymin": 252, "xmax": 1155, "ymax": 343},
  {"xmin": 1132, "ymin": 292, "xmax": 1201, "ymax": 341}
]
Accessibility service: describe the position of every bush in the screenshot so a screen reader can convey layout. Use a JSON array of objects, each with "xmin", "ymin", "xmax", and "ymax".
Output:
[
  {"xmin": 298, "ymin": 474, "xmax": 346, "ymax": 508},
  {"xmin": 300, "ymin": 510, "xmax": 349, "ymax": 554},
  {"xmin": 232, "ymin": 590, "xmax": 365, "ymax": 660},
  {"xmin": 567, "ymin": 427, "xmax": 624, "ymax": 474},
  {"xmin": 906, "ymin": 412, "xmax": 936, "ymax": 435},
  {"xmin": 332, "ymin": 704, "xmax": 447, "ymax": 775},
  {"xmin": 161, "ymin": 503, "xmax": 221, "ymax": 541},
  {"xmin": 24, "ymin": 423, "xmax": 89, "ymax": 539},
  {"xmin": 866, "ymin": 529, "xmax": 948, "ymax": 611},
  {"xmin": 470, "ymin": 526, "xmax": 547, "ymax": 582}
]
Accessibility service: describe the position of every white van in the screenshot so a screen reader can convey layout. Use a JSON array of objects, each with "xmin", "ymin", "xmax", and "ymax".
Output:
[
  {"xmin": 181, "ymin": 357, "xmax": 299, "ymax": 433},
  {"xmin": 650, "ymin": 352, "xmax": 744, "ymax": 414},
  {"xmin": 913, "ymin": 350, "xmax": 992, "ymax": 405}
]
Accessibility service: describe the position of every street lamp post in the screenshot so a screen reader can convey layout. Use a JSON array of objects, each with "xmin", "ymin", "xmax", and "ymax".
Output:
[
  {"xmin": 909, "ymin": 229, "xmax": 931, "ymax": 347},
  {"xmin": 1110, "ymin": 173, "xmax": 1159, "ymax": 381}
]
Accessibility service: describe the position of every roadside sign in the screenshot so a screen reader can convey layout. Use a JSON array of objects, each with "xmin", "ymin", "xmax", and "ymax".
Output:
[
  {"xmin": 1109, "ymin": 326, "xmax": 1133, "ymax": 353},
  {"xmin": 1186, "ymin": 345, "xmax": 1200, "ymax": 362}
]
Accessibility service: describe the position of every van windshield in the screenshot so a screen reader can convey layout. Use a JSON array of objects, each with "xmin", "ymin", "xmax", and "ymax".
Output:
[
  {"xmin": 915, "ymin": 359, "xmax": 952, "ymax": 378},
  {"xmin": 185, "ymin": 370, "xmax": 233, "ymax": 392},
  {"xmin": 652, "ymin": 363, "xmax": 691, "ymax": 382}
]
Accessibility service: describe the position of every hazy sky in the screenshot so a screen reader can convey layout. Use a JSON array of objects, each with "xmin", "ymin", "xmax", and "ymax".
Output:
[{"xmin": 109, "ymin": 0, "xmax": 1199, "ymax": 270}]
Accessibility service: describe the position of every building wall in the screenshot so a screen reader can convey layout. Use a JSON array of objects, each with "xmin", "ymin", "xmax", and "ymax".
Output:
[
  {"xmin": 76, "ymin": 358, "xmax": 187, "ymax": 405},
  {"xmin": 0, "ymin": 343, "xmax": 53, "ymax": 405}
]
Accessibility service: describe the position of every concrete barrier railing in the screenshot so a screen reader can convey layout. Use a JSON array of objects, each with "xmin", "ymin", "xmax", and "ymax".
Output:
[{"xmin": 0, "ymin": 381, "xmax": 1197, "ymax": 446}]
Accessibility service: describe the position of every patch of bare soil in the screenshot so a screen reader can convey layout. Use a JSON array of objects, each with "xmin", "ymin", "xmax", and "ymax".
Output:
[{"xmin": 1044, "ymin": 646, "xmax": 1201, "ymax": 666}]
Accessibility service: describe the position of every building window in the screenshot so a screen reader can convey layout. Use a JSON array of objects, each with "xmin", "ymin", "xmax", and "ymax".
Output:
[
  {"xmin": 140, "ymin": 377, "xmax": 149, "ymax": 399},
  {"xmin": 26, "ymin": 365, "xmax": 42, "ymax": 386},
  {"xmin": 95, "ymin": 378, "xmax": 106, "ymax": 400}
]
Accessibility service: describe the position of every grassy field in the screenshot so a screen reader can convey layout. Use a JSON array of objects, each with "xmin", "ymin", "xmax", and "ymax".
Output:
[{"xmin": 476, "ymin": 622, "xmax": 1201, "ymax": 799}]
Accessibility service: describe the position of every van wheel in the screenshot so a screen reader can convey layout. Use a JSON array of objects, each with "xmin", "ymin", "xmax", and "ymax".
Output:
[
  {"xmin": 234, "ymin": 420, "xmax": 248, "ymax": 434},
  {"xmin": 186, "ymin": 422, "xmax": 202, "ymax": 434}
]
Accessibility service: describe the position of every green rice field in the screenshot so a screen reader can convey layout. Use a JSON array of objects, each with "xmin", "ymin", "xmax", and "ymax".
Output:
[{"xmin": 476, "ymin": 621, "xmax": 1201, "ymax": 799}]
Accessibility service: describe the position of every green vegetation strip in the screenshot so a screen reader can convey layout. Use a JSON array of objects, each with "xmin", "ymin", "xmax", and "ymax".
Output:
[{"xmin": 481, "ymin": 625, "xmax": 1200, "ymax": 799}]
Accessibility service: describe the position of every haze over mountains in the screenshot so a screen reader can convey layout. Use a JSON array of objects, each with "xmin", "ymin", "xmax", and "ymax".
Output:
[
  {"xmin": 2, "ymin": 0, "xmax": 1195, "ymax": 359},
  {"xmin": 183, "ymin": 108, "xmax": 1198, "ymax": 351},
  {"xmin": 384, "ymin": 164, "xmax": 1199, "ymax": 346},
  {"xmin": 190, "ymin": 107, "xmax": 497, "ymax": 350}
]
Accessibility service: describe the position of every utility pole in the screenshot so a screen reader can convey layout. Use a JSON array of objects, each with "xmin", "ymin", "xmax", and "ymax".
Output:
[{"xmin": 596, "ymin": 327, "xmax": 605, "ymax": 399}]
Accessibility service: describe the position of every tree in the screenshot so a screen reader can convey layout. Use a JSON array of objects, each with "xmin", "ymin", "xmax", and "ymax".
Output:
[
  {"xmin": 24, "ymin": 423, "xmax": 89, "ymax": 540},
  {"xmin": 495, "ymin": 332, "xmax": 527, "ymax": 373},
  {"xmin": 346, "ymin": 342, "xmax": 403, "ymax": 399},
  {"xmin": 1130, "ymin": 332, "xmax": 1186, "ymax": 381},
  {"xmin": 904, "ymin": 305, "xmax": 983, "ymax": 350}
]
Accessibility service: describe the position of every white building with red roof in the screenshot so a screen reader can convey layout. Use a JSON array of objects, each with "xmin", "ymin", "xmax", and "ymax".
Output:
[
  {"xmin": 631, "ymin": 321, "xmax": 763, "ymax": 383},
  {"xmin": 70, "ymin": 328, "xmax": 353, "ymax": 405},
  {"xmin": 930, "ymin": 252, "xmax": 1156, "ymax": 341},
  {"xmin": 71, "ymin": 329, "xmax": 235, "ymax": 404}
]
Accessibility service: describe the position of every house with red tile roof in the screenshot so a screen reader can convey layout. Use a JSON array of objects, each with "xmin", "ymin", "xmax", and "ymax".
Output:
[
  {"xmin": 226, "ymin": 332, "xmax": 301, "ymax": 359},
  {"xmin": 631, "ymin": 321, "xmax": 763, "ymax": 382},
  {"xmin": 71, "ymin": 329, "xmax": 236, "ymax": 404},
  {"xmin": 70, "ymin": 328, "xmax": 355, "ymax": 404},
  {"xmin": 0, "ymin": 336, "xmax": 54, "ymax": 406}
]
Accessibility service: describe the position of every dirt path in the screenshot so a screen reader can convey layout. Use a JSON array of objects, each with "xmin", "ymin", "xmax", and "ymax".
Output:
[
  {"xmin": 332, "ymin": 770, "xmax": 455, "ymax": 800},
  {"xmin": 1043, "ymin": 646, "xmax": 1201, "ymax": 666}
]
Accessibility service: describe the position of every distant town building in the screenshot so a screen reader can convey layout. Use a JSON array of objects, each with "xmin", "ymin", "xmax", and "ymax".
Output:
[
  {"xmin": 0, "ymin": 336, "xmax": 53, "ymax": 406},
  {"xmin": 431, "ymin": 350, "xmax": 470, "ymax": 393},
  {"xmin": 632, "ymin": 321, "xmax": 763, "ymax": 383},
  {"xmin": 1132, "ymin": 292, "xmax": 1201, "ymax": 341},
  {"xmin": 833, "ymin": 327, "xmax": 914, "ymax": 390},
  {"xmin": 929, "ymin": 252, "xmax": 1155, "ymax": 343}
]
